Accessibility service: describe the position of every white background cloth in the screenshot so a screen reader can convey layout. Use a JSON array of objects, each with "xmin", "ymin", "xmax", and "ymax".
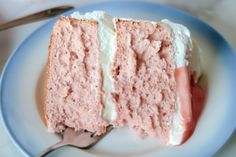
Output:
[{"xmin": 0, "ymin": 0, "xmax": 235, "ymax": 156}]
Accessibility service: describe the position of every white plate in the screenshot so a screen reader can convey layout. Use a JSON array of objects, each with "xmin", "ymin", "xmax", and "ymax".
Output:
[{"xmin": 1, "ymin": 1, "xmax": 236, "ymax": 157}]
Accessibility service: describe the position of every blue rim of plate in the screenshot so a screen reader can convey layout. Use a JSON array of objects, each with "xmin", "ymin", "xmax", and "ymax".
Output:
[{"xmin": 0, "ymin": 1, "xmax": 236, "ymax": 157}]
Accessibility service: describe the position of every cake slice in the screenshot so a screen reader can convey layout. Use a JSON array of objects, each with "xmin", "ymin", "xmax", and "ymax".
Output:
[
  {"xmin": 110, "ymin": 19, "xmax": 192, "ymax": 145},
  {"xmin": 44, "ymin": 11, "xmax": 205, "ymax": 145},
  {"xmin": 45, "ymin": 17, "xmax": 108, "ymax": 134}
]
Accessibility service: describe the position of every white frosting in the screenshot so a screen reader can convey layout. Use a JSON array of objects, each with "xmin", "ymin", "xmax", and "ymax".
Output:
[
  {"xmin": 162, "ymin": 19, "xmax": 192, "ymax": 68},
  {"xmin": 168, "ymin": 98, "xmax": 185, "ymax": 145},
  {"xmin": 71, "ymin": 11, "xmax": 117, "ymax": 121},
  {"xmin": 161, "ymin": 20, "xmax": 192, "ymax": 145},
  {"xmin": 161, "ymin": 20, "xmax": 204, "ymax": 145},
  {"xmin": 162, "ymin": 20, "xmax": 202, "ymax": 82}
]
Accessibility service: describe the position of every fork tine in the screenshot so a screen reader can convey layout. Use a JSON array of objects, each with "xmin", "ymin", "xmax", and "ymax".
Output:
[{"xmin": 81, "ymin": 125, "xmax": 114, "ymax": 149}]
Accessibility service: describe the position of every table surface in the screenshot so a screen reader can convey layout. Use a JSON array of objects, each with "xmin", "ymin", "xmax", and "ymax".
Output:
[{"xmin": 0, "ymin": 0, "xmax": 235, "ymax": 156}]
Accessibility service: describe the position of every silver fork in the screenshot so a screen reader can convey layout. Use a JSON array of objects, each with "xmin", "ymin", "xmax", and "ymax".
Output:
[
  {"xmin": 37, "ymin": 125, "xmax": 113, "ymax": 157},
  {"xmin": 0, "ymin": 5, "xmax": 74, "ymax": 31}
]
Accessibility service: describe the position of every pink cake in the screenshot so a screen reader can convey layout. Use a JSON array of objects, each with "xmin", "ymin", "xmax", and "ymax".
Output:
[
  {"xmin": 45, "ymin": 11, "xmax": 205, "ymax": 145},
  {"xmin": 112, "ymin": 19, "xmax": 181, "ymax": 142},
  {"xmin": 45, "ymin": 17, "xmax": 108, "ymax": 134}
]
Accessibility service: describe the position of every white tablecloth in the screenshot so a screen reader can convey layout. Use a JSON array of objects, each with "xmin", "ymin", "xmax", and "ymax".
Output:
[{"xmin": 0, "ymin": 0, "xmax": 235, "ymax": 156}]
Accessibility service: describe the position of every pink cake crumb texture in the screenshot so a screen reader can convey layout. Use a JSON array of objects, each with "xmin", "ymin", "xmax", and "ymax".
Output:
[
  {"xmin": 45, "ymin": 17, "xmax": 107, "ymax": 134},
  {"xmin": 111, "ymin": 20, "xmax": 176, "ymax": 143}
]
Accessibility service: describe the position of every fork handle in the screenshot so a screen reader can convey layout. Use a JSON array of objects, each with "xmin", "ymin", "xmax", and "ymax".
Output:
[
  {"xmin": 36, "ymin": 141, "xmax": 66, "ymax": 157},
  {"xmin": 0, "ymin": 5, "xmax": 73, "ymax": 31}
]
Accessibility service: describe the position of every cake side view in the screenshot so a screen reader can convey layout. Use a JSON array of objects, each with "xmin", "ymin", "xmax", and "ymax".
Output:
[{"xmin": 44, "ymin": 11, "xmax": 205, "ymax": 145}]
